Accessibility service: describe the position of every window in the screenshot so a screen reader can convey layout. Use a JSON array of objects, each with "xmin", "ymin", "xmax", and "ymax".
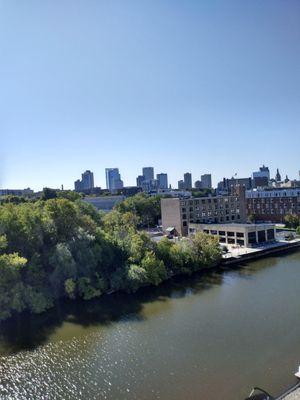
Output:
[
  {"xmin": 236, "ymin": 232, "xmax": 244, "ymax": 238},
  {"xmin": 248, "ymin": 231, "xmax": 256, "ymax": 244},
  {"xmin": 218, "ymin": 231, "xmax": 226, "ymax": 236},
  {"xmin": 227, "ymin": 231, "xmax": 235, "ymax": 237},
  {"xmin": 258, "ymin": 230, "xmax": 266, "ymax": 243}
]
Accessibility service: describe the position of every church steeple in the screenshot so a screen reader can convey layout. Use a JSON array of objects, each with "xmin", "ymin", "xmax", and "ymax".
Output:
[{"xmin": 275, "ymin": 168, "xmax": 281, "ymax": 182}]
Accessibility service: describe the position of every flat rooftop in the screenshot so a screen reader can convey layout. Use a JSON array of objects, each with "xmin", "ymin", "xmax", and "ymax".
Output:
[{"xmin": 190, "ymin": 223, "xmax": 275, "ymax": 229}]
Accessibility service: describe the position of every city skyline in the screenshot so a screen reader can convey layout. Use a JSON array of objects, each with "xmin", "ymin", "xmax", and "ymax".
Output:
[
  {"xmin": 2, "ymin": 164, "xmax": 298, "ymax": 192},
  {"xmin": 1, "ymin": 1, "xmax": 300, "ymax": 191}
]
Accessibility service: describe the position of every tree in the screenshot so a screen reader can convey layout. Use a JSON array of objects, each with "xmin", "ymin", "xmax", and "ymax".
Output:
[
  {"xmin": 41, "ymin": 188, "xmax": 57, "ymax": 200},
  {"xmin": 141, "ymin": 251, "xmax": 167, "ymax": 286},
  {"xmin": 284, "ymin": 214, "xmax": 300, "ymax": 229},
  {"xmin": 115, "ymin": 193, "xmax": 161, "ymax": 228},
  {"xmin": 0, "ymin": 253, "xmax": 27, "ymax": 320}
]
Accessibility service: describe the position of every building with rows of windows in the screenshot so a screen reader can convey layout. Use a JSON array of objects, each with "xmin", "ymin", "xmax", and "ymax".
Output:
[
  {"xmin": 161, "ymin": 188, "xmax": 247, "ymax": 236},
  {"xmin": 246, "ymin": 188, "xmax": 300, "ymax": 223},
  {"xmin": 188, "ymin": 223, "xmax": 275, "ymax": 247}
]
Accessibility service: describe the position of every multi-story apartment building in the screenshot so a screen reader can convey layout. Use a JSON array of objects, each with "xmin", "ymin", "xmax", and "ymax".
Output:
[
  {"xmin": 162, "ymin": 188, "xmax": 246, "ymax": 236},
  {"xmin": 246, "ymin": 188, "xmax": 300, "ymax": 223}
]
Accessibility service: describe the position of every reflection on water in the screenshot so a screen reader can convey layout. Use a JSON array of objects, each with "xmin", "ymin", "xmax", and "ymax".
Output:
[{"xmin": 1, "ymin": 251, "xmax": 300, "ymax": 400}]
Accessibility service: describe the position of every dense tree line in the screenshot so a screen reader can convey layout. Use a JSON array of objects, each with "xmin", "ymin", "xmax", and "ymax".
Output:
[{"xmin": 0, "ymin": 194, "xmax": 221, "ymax": 321}]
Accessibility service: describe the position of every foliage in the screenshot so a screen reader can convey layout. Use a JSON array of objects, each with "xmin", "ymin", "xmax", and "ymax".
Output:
[
  {"xmin": 41, "ymin": 188, "xmax": 58, "ymax": 200},
  {"xmin": 115, "ymin": 193, "xmax": 161, "ymax": 228},
  {"xmin": 284, "ymin": 214, "xmax": 300, "ymax": 229},
  {"xmin": 191, "ymin": 189, "xmax": 214, "ymax": 198},
  {"xmin": 0, "ymin": 197, "xmax": 222, "ymax": 321}
]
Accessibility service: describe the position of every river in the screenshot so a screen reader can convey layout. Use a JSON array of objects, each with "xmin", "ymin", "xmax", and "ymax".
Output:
[{"xmin": 1, "ymin": 251, "xmax": 300, "ymax": 400}]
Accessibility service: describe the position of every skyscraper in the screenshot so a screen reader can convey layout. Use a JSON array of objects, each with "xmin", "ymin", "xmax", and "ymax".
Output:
[
  {"xmin": 183, "ymin": 172, "xmax": 192, "ymax": 190},
  {"xmin": 74, "ymin": 170, "xmax": 94, "ymax": 192},
  {"xmin": 156, "ymin": 173, "xmax": 168, "ymax": 190},
  {"xmin": 81, "ymin": 170, "xmax": 94, "ymax": 190},
  {"xmin": 142, "ymin": 167, "xmax": 154, "ymax": 181},
  {"xmin": 201, "ymin": 174, "xmax": 212, "ymax": 189},
  {"xmin": 105, "ymin": 168, "xmax": 124, "ymax": 191},
  {"xmin": 136, "ymin": 175, "xmax": 144, "ymax": 188}
]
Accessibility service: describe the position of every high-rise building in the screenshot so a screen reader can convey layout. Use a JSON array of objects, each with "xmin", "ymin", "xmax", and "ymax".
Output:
[
  {"xmin": 178, "ymin": 180, "xmax": 185, "ymax": 190},
  {"xmin": 74, "ymin": 170, "xmax": 94, "ymax": 192},
  {"xmin": 136, "ymin": 175, "xmax": 144, "ymax": 188},
  {"xmin": 105, "ymin": 168, "xmax": 124, "ymax": 191},
  {"xmin": 142, "ymin": 167, "xmax": 154, "ymax": 181},
  {"xmin": 156, "ymin": 173, "xmax": 168, "ymax": 190},
  {"xmin": 184, "ymin": 172, "xmax": 192, "ymax": 190},
  {"xmin": 201, "ymin": 174, "xmax": 212, "ymax": 189},
  {"xmin": 81, "ymin": 170, "xmax": 94, "ymax": 190}
]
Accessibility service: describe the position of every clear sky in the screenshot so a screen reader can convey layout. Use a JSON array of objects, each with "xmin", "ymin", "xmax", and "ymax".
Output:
[{"xmin": 1, "ymin": 0, "xmax": 300, "ymax": 190}]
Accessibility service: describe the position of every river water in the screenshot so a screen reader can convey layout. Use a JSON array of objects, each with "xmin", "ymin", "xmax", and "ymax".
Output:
[{"xmin": 1, "ymin": 251, "xmax": 300, "ymax": 400}]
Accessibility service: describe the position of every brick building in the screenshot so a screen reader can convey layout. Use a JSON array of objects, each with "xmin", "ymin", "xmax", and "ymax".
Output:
[
  {"xmin": 246, "ymin": 188, "xmax": 300, "ymax": 223},
  {"xmin": 161, "ymin": 187, "xmax": 247, "ymax": 236}
]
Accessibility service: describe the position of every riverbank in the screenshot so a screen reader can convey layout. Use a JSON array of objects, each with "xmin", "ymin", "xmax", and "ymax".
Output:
[{"xmin": 221, "ymin": 239, "xmax": 300, "ymax": 266}]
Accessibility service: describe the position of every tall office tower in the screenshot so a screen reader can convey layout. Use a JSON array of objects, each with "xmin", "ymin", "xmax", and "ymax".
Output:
[
  {"xmin": 142, "ymin": 167, "xmax": 154, "ymax": 181},
  {"xmin": 105, "ymin": 168, "xmax": 124, "ymax": 191},
  {"xmin": 81, "ymin": 170, "xmax": 95, "ymax": 190},
  {"xmin": 201, "ymin": 174, "xmax": 212, "ymax": 189},
  {"xmin": 136, "ymin": 175, "xmax": 145, "ymax": 188},
  {"xmin": 183, "ymin": 172, "xmax": 192, "ymax": 190},
  {"xmin": 156, "ymin": 173, "xmax": 168, "ymax": 190},
  {"xmin": 74, "ymin": 170, "xmax": 94, "ymax": 192}
]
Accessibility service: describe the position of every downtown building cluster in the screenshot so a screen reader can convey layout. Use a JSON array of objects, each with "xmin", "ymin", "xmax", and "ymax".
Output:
[{"xmin": 1, "ymin": 164, "xmax": 300, "ymax": 227}]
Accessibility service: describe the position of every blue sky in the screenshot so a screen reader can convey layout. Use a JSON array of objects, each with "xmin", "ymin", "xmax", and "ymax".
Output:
[{"xmin": 1, "ymin": 0, "xmax": 299, "ymax": 190}]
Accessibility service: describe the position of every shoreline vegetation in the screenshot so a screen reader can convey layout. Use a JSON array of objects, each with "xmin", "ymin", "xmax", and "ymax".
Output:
[{"xmin": 0, "ymin": 192, "xmax": 221, "ymax": 322}]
